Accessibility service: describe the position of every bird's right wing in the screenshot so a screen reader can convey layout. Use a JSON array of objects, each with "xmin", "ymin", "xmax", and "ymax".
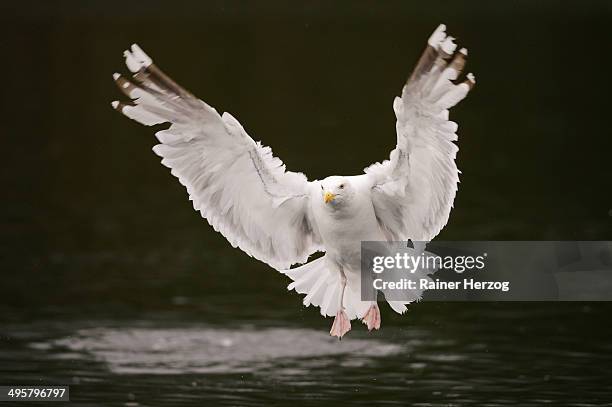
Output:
[{"xmin": 112, "ymin": 45, "xmax": 322, "ymax": 270}]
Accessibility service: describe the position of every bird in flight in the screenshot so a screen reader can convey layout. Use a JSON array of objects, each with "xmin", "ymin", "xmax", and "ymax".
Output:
[{"xmin": 112, "ymin": 24, "xmax": 474, "ymax": 338}]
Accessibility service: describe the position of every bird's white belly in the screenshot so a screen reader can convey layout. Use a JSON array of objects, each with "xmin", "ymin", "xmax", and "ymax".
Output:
[{"xmin": 314, "ymin": 202, "xmax": 385, "ymax": 273}]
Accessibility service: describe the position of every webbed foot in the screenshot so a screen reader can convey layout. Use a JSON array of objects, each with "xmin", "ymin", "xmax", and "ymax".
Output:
[
  {"xmin": 362, "ymin": 303, "xmax": 381, "ymax": 331},
  {"xmin": 330, "ymin": 309, "xmax": 351, "ymax": 339}
]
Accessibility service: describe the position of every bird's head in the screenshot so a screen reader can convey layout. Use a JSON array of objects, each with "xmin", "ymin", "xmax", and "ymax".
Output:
[{"xmin": 320, "ymin": 177, "xmax": 353, "ymax": 208}]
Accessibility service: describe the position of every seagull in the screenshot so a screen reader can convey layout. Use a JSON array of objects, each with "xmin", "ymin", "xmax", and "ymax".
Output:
[{"xmin": 111, "ymin": 24, "xmax": 474, "ymax": 338}]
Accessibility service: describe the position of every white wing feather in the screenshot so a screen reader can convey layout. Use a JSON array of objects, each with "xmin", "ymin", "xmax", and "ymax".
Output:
[
  {"xmin": 112, "ymin": 45, "xmax": 322, "ymax": 270},
  {"xmin": 365, "ymin": 25, "xmax": 475, "ymax": 242}
]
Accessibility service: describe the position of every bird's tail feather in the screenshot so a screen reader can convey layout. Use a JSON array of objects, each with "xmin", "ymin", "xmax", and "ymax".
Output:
[{"xmin": 283, "ymin": 256, "xmax": 371, "ymax": 319}]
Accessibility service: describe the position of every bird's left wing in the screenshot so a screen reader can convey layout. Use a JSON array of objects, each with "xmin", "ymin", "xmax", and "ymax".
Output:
[
  {"xmin": 112, "ymin": 45, "xmax": 321, "ymax": 270},
  {"xmin": 364, "ymin": 25, "xmax": 475, "ymax": 242}
]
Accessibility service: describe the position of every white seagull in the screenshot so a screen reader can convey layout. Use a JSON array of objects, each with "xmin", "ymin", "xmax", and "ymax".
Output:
[{"xmin": 112, "ymin": 24, "xmax": 474, "ymax": 338}]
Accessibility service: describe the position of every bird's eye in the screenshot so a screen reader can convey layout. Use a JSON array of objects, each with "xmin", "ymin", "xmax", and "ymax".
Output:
[{"xmin": 339, "ymin": 184, "xmax": 344, "ymax": 189}]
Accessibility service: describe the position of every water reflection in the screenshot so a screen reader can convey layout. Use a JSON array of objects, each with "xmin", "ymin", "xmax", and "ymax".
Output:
[{"xmin": 34, "ymin": 326, "xmax": 401, "ymax": 375}]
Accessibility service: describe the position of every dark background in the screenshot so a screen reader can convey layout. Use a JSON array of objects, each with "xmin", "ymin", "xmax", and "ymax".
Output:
[{"xmin": 0, "ymin": 1, "xmax": 611, "ymax": 405}]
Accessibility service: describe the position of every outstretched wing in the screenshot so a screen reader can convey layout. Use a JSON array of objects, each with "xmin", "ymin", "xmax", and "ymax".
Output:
[
  {"xmin": 112, "ymin": 45, "xmax": 321, "ymax": 270},
  {"xmin": 365, "ymin": 25, "xmax": 475, "ymax": 242}
]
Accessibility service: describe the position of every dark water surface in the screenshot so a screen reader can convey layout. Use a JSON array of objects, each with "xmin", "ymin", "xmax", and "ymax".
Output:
[
  {"xmin": 2, "ymin": 303, "xmax": 612, "ymax": 406},
  {"xmin": 1, "ymin": 0, "xmax": 612, "ymax": 405}
]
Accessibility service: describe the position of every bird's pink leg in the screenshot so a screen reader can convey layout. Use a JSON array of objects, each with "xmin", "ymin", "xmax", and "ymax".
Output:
[
  {"xmin": 362, "ymin": 302, "xmax": 381, "ymax": 331},
  {"xmin": 330, "ymin": 273, "xmax": 351, "ymax": 339}
]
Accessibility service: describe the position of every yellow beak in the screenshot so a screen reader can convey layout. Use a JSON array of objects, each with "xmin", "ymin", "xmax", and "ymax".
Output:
[{"xmin": 324, "ymin": 191, "xmax": 336, "ymax": 204}]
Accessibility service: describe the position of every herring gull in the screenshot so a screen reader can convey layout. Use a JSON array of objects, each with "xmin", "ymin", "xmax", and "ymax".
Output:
[{"xmin": 111, "ymin": 24, "xmax": 475, "ymax": 338}]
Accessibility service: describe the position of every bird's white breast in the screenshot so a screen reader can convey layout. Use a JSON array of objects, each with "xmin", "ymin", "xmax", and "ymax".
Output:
[{"xmin": 311, "ymin": 177, "xmax": 385, "ymax": 272}]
